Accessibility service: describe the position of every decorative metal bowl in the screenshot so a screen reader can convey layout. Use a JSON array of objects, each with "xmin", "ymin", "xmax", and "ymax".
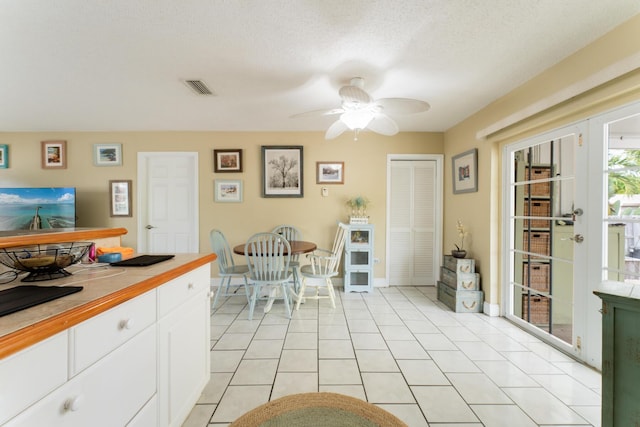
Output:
[{"xmin": 0, "ymin": 242, "xmax": 93, "ymax": 282}]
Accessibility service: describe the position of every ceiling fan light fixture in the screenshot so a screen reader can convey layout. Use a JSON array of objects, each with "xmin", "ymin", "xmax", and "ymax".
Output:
[{"xmin": 340, "ymin": 110, "xmax": 374, "ymax": 130}]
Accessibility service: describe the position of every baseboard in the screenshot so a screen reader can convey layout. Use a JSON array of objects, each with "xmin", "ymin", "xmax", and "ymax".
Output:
[{"xmin": 483, "ymin": 301, "xmax": 500, "ymax": 316}]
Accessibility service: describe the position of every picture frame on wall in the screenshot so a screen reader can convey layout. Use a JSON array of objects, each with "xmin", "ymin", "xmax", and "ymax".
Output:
[
  {"xmin": 109, "ymin": 180, "xmax": 132, "ymax": 217},
  {"xmin": 214, "ymin": 179, "xmax": 243, "ymax": 203},
  {"xmin": 41, "ymin": 140, "xmax": 67, "ymax": 169},
  {"xmin": 452, "ymin": 148, "xmax": 478, "ymax": 194},
  {"xmin": 261, "ymin": 145, "xmax": 303, "ymax": 198},
  {"xmin": 0, "ymin": 145, "xmax": 8, "ymax": 169},
  {"xmin": 316, "ymin": 161, "xmax": 344, "ymax": 184},
  {"xmin": 214, "ymin": 149, "xmax": 243, "ymax": 173},
  {"xmin": 94, "ymin": 143, "xmax": 123, "ymax": 166}
]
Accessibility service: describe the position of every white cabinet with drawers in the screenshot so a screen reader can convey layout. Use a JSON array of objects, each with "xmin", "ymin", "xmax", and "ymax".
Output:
[{"xmin": 0, "ymin": 263, "xmax": 212, "ymax": 427}]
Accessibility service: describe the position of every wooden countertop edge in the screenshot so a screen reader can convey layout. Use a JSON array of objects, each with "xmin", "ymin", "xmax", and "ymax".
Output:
[
  {"xmin": 0, "ymin": 228, "xmax": 128, "ymax": 249},
  {"xmin": 0, "ymin": 253, "xmax": 216, "ymax": 360}
]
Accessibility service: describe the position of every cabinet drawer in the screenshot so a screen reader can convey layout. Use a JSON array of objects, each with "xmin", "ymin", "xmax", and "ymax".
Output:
[
  {"xmin": 443, "ymin": 255, "xmax": 475, "ymax": 274},
  {"xmin": 0, "ymin": 332, "xmax": 68, "ymax": 425},
  {"xmin": 345, "ymin": 250, "xmax": 371, "ymax": 268},
  {"xmin": 440, "ymin": 267, "xmax": 480, "ymax": 290},
  {"xmin": 70, "ymin": 290, "xmax": 156, "ymax": 376},
  {"xmin": 5, "ymin": 325, "xmax": 157, "ymax": 427},
  {"xmin": 437, "ymin": 281, "xmax": 483, "ymax": 313},
  {"xmin": 158, "ymin": 265, "xmax": 210, "ymax": 317}
]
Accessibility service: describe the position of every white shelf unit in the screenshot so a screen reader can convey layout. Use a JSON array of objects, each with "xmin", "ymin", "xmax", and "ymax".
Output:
[{"xmin": 344, "ymin": 224, "xmax": 374, "ymax": 293}]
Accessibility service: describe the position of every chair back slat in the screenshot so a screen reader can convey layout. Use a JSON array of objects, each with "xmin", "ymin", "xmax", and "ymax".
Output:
[{"xmin": 272, "ymin": 225, "xmax": 302, "ymax": 262}]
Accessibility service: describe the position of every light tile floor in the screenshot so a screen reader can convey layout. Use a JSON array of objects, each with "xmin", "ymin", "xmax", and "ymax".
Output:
[{"xmin": 183, "ymin": 286, "xmax": 601, "ymax": 426}]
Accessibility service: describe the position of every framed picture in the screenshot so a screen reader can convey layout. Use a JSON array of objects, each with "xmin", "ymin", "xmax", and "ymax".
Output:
[
  {"xmin": 41, "ymin": 140, "xmax": 67, "ymax": 169},
  {"xmin": 214, "ymin": 149, "xmax": 243, "ymax": 173},
  {"xmin": 452, "ymin": 148, "xmax": 478, "ymax": 194},
  {"xmin": 261, "ymin": 145, "xmax": 303, "ymax": 198},
  {"xmin": 214, "ymin": 179, "xmax": 243, "ymax": 203},
  {"xmin": 0, "ymin": 145, "xmax": 8, "ymax": 169},
  {"xmin": 109, "ymin": 180, "xmax": 132, "ymax": 217},
  {"xmin": 316, "ymin": 161, "xmax": 344, "ymax": 184},
  {"xmin": 94, "ymin": 143, "xmax": 123, "ymax": 166}
]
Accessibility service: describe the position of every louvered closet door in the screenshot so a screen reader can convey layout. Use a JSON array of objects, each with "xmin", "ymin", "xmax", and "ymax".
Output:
[{"xmin": 388, "ymin": 160, "xmax": 437, "ymax": 286}]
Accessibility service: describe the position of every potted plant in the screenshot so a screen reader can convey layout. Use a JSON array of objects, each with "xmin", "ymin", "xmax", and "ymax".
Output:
[
  {"xmin": 452, "ymin": 219, "xmax": 469, "ymax": 258},
  {"xmin": 346, "ymin": 196, "xmax": 370, "ymax": 224}
]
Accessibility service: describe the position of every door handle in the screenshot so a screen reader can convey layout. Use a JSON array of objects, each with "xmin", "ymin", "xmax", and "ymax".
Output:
[
  {"xmin": 145, "ymin": 225, "xmax": 157, "ymax": 230},
  {"xmin": 569, "ymin": 234, "xmax": 584, "ymax": 243}
]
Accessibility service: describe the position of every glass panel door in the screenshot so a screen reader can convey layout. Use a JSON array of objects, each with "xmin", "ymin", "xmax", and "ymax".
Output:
[{"xmin": 504, "ymin": 124, "xmax": 588, "ymax": 358}]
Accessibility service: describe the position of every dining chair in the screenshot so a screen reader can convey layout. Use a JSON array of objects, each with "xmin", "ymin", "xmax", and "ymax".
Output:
[
  {"xmin": 244, "ymin": 232, "xmax": 294, "ymax": 320},
  {"xmin": 271, "ymin": 224, "xmax": 303, "ymax": 293},
  {"xmin": 209, "ymin": 229, "xmax": 251, "ymax": 312},
  {"xmin": 296, "ymin": 222, "xmax": 349, "ymax": 310}
]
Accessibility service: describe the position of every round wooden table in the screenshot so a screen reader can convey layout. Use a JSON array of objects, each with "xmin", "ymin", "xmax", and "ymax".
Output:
[{"xmin": 233, "ymin": 240, "xmax": 317, "ymax": 256}]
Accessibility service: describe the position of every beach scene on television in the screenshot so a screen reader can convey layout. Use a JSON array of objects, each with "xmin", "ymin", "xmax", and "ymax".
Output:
[{"xmin": 0, "ymin": 187, "xmax": 76, "ymax": 231}]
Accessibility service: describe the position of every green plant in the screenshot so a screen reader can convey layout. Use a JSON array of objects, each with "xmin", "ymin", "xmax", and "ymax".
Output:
[{"xmin": 346, "ymin": 196, "xmax": 370, "ymax": 216}]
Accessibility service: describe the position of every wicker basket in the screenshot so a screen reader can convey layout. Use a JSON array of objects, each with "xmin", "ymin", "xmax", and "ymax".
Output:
[
  {"xmin": 522, "ymin": 231, "xmax": 550, "ymax": 257},
  {"xmin": 523, "ymin": 200, "xmax": 551, "ymax": 229},
  {"xmin": 523, "ymin": 167, "xmax": 552, "ymax": 196},
  {"xmin": 522, "ymin": 262, "xmax": 550, "ymax": 292},
  {"xmin": 522, "ymin": 294, "xmax": 549, "ymax": 324}
]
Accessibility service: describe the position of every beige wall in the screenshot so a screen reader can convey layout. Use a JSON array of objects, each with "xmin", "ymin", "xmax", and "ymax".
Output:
[
  {"xmin": 0, "ymin": 131, "xmax": 443, "ymax": 278},
  {"xmin": 443, "ymin": 14, "xmax": 640, "ymax": 309}
]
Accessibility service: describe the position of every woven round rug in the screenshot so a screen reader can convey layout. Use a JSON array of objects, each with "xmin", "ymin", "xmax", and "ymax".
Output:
[{"xmin": 229, "ymin": 392, "xmax": 407, "ymax": 427}]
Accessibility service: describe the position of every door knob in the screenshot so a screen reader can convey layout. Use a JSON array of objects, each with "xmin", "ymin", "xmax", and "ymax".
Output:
[
  {"xmin": 569, "ymin": 234, "xmax": 584, "ymax": 243},
  {"xmin": 573, "ymin": 208, "xmax": 583, "ymax": 216},
  {"xmin": 145, "ymin": 225, "xmax": 156, "ymax": 230}
]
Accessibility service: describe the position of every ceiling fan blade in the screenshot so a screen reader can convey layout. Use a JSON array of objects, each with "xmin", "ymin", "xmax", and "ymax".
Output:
[
  {"xmin": 325, "ymin": 120, "xmax": 349, "ymax": 140},
  {"xmin": 339, "ymin": 84, "xmax": 372, "ymax": 105},
  {"xmin": 289, "ymin": 108, "xmax": 344, "ymax": 119},
  {"xmin": 367, "ymin": 114, "xmax": 399, "ymax": 136},
  {"xmin": 375, "ymin": 98, "xmax": 430, "ymax": 115}
]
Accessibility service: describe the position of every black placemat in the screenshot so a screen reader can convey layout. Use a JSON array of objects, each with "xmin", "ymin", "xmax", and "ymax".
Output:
[
  {"xmin": 110, "ymin": 254, "xmax": 174, "ymax": 267},
  {"xmin": 0, "ymin": 285, "xmax": 83, "ymax": 317}
]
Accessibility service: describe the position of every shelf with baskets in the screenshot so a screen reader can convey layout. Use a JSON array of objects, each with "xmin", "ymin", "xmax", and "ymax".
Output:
[
  {"xmin": 516, "ymin": 162, "xmax": 553, "ymax": 327},
  {"xmin": 343, "ymin": 224, "xmax": 374, "ymax": 293}
]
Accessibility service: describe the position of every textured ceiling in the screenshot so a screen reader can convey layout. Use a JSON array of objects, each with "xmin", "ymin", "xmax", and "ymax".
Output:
[{"xmin": 0, "ymin": 1, "xmax": 639, "ymax": 133}]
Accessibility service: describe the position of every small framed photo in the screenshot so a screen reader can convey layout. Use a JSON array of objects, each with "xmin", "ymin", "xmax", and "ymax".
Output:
[
  {"xmin": 452, "ymin": 148, "xmax": 478, "ymax": 194},
  {"xmin": 262, "ymin": 145, "xmax": 303, "ymax": 198},
  {"xmin": 109, "ymin": 180, "xmax": 133, "ymax": 217},
  {"xmin": 41, "ymin": 140, "xmax": 67, "ymax": 169},
  {"xmin": 214, "ymin": 149, "xmax": 243, "ymax": 173},
  {"xmin": 214, "ymin": 179, "xmax": 243, "ymax": 203},
  {"xmin": 316, "ymin": 161, "xmax": 344, "ymax": 184},
  {"xmin": 0, "ymin": 145, "xmax": 8, "ymax": 169},
  {"xmin": 94, "ymin": 143, "xmax": 123, "ymax": 166}
]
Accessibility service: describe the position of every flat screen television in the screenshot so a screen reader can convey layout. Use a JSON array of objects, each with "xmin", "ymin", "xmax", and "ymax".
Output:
[{"xmin": 0, "ymin": 187, "xmax": 76, "ymax": 231}]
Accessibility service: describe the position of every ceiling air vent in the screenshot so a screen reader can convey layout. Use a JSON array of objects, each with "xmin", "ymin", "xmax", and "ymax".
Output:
[{"xmin": 183, "ymin": 79, "xmax": 215, "ymax": 95}]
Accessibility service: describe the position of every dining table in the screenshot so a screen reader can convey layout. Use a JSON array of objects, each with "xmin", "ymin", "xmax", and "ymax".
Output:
[{"xmin": 233, "ymin": 240, "xmax": 317, "ymax": 313}]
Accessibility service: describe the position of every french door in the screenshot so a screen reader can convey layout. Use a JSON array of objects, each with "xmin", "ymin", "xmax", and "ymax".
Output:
[
  {"xmin": 504, "ymin": 100, "xmax": 640, "ymax": 368},
  {"xmin": 504, "ymin": 124, "xmax": 588, "ymax": 360}
]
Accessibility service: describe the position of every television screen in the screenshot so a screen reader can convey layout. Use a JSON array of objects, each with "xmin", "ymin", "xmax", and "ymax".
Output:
[{"xmin": 0, "ymin": 187, "xmax": 76, "ymax": 231}]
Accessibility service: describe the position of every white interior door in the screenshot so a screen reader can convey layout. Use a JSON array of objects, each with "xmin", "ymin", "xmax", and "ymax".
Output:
[
  {"xmin": 386, "ymin": 155, "xmax": 443, "ymax": 286},
  {"xmin": 137, "ymin": 152, "xmax": 199, "ymax": 253}
]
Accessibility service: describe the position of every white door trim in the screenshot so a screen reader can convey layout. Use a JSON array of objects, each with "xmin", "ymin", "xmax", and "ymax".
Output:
[{"xmin": 385, "ymin": 154, "xmax": 444, "ymax": 287}]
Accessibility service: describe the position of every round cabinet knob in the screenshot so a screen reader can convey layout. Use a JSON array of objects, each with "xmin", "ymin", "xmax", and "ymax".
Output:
[
  {"xmin": 188, "ymin": 282, "xmax": 195, "ymax": 290},
  {"xmin": 64, "ymin": 395, "xmax": 83, "ymax": 412},
  {"xmin": 119, "ymin": 318, "xmax": 135, "ymax": 330}
]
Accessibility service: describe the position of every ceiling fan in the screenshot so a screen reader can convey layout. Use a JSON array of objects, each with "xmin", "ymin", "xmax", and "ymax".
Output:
[{"xmin": 292, "ymin": 77, "xmax": 430, "ymax": 140}]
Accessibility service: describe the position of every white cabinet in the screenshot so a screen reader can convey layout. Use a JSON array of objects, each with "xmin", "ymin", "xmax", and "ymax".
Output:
[
  {"xmin": 344, "ymin": 224, "xmax": 374, "ymax": 292},
  {"xmin": 158, "ymin": 266, "xmax": 211, "ymax": 427},
  {"xmin": 1, "ymin": 263, "xmax": 211, "ymax": 427}
]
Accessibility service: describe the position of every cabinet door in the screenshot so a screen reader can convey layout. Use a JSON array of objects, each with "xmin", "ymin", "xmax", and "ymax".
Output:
[{"xmin": 158, "ymin": 288, "xmax": 210, "ymax": 427}]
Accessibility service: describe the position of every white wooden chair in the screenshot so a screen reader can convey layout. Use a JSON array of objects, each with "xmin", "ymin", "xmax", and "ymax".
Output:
[
  {"xmin": 209, "ymin": 229, "xmax": 250, "ymax": 312},
  {"xmin": 244, "ymin": 232, "xmax": 294, "ymax": 320},
  {"xmin": 271, "ymin": 224, "xmax": 303, "ymax": 293},
  {"xmin": 296, "ymin": 222, "xmax": 349, "ymax": 310}
]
